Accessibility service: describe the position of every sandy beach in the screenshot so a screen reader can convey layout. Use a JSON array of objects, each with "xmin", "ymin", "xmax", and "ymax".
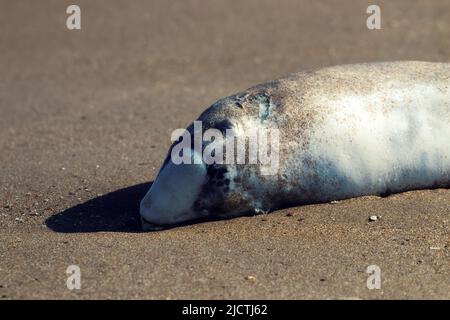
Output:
[{"xmin": 0, "ymin": 0, "xmax": 449, "ymax": 299}]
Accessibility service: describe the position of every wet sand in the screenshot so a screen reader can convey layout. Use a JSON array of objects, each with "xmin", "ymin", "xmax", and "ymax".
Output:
[{"xmin": 0, "ymin": 0, "xmax": 449, "ymax": 299}]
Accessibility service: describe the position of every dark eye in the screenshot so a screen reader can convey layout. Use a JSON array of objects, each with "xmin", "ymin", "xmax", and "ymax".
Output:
[{"xmin": 215, "ymin": 119, "xmax": 233, "ymax": 134}]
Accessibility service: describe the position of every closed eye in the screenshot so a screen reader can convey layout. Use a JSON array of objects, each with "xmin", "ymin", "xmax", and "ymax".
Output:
[{"xmin": 215, "ymin": 119, "xmax": 234, "ymax": 134}]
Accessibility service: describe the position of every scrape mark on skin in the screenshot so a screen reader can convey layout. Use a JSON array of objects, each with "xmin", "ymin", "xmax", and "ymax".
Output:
[{"xmin": 256, "ymin": 93, "xmax": 271, "ymax": 122}]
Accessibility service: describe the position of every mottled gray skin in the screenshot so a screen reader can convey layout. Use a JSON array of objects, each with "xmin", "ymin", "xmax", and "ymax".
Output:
[{"xmin": 141, "ymin": 61, "xmax": 450, "ymax": 228}]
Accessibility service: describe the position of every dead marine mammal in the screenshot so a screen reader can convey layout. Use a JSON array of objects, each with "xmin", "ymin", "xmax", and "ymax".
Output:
[{"xmin": 140, "ymin": 61, "xmax": 450, "ymax": 230}]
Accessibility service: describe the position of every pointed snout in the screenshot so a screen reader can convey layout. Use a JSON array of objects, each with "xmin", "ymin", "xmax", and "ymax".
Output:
[{"xmin": 139, "ymin": 150, "xmax": 207, "ymax": 230}]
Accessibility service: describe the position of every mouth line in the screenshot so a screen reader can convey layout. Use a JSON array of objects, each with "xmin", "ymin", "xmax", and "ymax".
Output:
[
  {"xmin": 139, "ymin": 204, "xmax": 261, "ymax": 231},
  {"xmin": 140, "ymin": 217, "xmax": 167, "ymax": 231},
  {"xmin": 140, "ymin": 212, "xmax": 255, "ymax": 232}
]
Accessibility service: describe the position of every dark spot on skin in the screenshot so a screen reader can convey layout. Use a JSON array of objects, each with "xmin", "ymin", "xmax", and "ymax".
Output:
[
  {"xmin": 206, "ymin": 165, "xmax": 228, "ymax": 184},
  {"xmin": 216, "ymin": 170, "xmax": 225, "ymax": 180},
  {"xmin": 207, "ymin": 166, "xmax": 217, "ymax": 177},
  {"xmin": 192, "ymin": 163, "xmax": 240, "ymax": 217}
]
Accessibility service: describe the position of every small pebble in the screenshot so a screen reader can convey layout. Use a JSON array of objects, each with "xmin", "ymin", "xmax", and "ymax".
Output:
[
  {"xmin": 15, "ymin": 218, "xmax": 24, "ymax": 223},
  {"xmin": 330, "ymin": 200, "xmax": 339, "ymax": 204},
  {"xmin": 245, "ymin": 275, "xmax": 256, "ymax": 282},
  {"xmin": 368, "ymin": 215, "xmax": 379, "ymax": 222}
]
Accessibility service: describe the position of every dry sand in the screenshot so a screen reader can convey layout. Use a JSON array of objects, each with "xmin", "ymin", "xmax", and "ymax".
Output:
[{"xmin": 0, "ymin": 0, "xmax": 449, "ymax": 299}]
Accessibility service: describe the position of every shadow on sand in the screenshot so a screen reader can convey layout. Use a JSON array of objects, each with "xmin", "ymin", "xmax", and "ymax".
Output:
[{"xmin": 45, "ymin": 182, "xmax": 152, "ymax": 233}]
